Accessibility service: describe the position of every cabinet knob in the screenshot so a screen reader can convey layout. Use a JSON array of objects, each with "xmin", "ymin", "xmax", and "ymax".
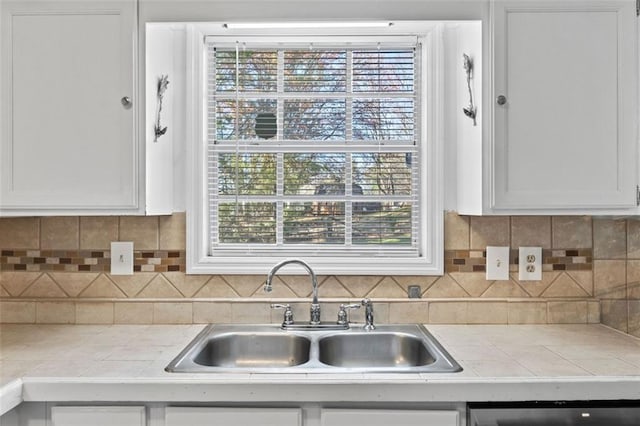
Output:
[
  {"xmin": 496, "ymin": 95, "xmax": 507, "ymax": 106},
  {"xmin": 121, "ymin": 96, "xmax": 132, "ymax": 108}
]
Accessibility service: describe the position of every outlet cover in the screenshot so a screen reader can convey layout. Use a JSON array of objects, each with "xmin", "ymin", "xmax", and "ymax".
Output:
[
  {"xmin": 111, "ymin": 242, "xmax": 134, "ymax": 275},
  {"xmin": 518, "ymin": 247, "xmax": 542, "ymax": 281},
  {"xmin": 486, "ymin": 246, "xmax": 510, "ymax": 280},
  {"xmin": 408, "ymin": 285, "xmax": 422, "ymax": 299}
]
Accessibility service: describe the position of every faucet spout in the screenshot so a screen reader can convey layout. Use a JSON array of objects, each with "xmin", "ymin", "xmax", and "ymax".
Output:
[{"xmin": 265, "ymin": 259, "xmax": 320, "ymax": 325}]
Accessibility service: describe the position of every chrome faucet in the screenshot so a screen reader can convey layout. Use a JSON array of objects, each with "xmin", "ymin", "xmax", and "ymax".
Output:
[
  {"xmin": 264, "ymin": 259, "xmax": 321, "ymax": 325},
  {"xmin": 362, "ymin": 298, "xmax": 375, "ymax": 330}
]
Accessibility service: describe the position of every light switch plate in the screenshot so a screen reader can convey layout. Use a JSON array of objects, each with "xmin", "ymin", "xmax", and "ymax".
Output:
[
  {"xmin": 519, "ymin": 247, "xmax": 542, "ymax": 281},
  {"xmin": 486, "ymin": 246, "xmax": 510, "ymax": 280},
  {"xmin": 111, "ymin": 242, "xmax": 133, "ymax": 275}
]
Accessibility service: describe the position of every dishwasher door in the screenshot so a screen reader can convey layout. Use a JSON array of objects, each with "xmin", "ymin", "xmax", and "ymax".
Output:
[{"xmin": 468, "ymin": 402, "xmax": 640, "ymax": 425}]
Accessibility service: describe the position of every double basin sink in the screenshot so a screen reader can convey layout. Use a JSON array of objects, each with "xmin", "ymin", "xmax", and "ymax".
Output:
[{"xmin": 166, "ymin": 324, "xmax": 461, "ymax": 374}]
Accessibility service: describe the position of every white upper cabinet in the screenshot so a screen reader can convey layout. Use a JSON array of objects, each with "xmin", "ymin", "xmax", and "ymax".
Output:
[
  {"xmin": 460, "ymin": 0, "xmax": 638, "ymax": 214},
  {"xmin": 0, "ymin": 0, "xmax": 139, "ymax": 215}
]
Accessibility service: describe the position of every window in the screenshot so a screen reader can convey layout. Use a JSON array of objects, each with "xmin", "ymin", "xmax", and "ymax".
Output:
[{"xmin": 187, "ymin": 24, "xmax": 443, "ymax": 275}]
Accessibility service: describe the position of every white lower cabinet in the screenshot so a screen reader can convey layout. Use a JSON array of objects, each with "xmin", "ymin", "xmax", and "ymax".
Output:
[
  {"xmin": 165, "ymin": 407, "xmax": 302, "ymax": 426},
  {"xmin": 321, "ymin": 408, "xmax": 459, "ymax": 426},
  {"xmin": 163, "ymin": 407, "xmax": 458, "ymax": 426},
  {"xmin": 0, "ymin": 404, "xmax": 461, "ymax": 426},
  {"xmin": 50, "ymin": 406, "xmax": 145, "ymax": 426}
]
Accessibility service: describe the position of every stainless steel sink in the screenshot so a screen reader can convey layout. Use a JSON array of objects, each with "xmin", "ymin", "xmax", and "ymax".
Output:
[
  {"xmin": 166, "ymin": 324, "xmax": 461, "ymax": 374},
  {"xmin": 193, "ymin": 332, "xmax": 311, "ymax": 368},
  {"xmin": 318, "ymin": 332, "xmax": 436, "ymax": 368}
]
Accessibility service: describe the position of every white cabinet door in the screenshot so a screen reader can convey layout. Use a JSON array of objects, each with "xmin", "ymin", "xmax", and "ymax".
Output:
[
  {"xmin": 321, "ymin": 408, "xmax": 459, "ymax": 426},
  {"xmin": 491, "ymin": 0, "xmax": 637, "ymax": 211},
  {"xmin": 0, "ymin": 0, "xmax": 138, "ymax": 214},
  {"xmin": 165, "ymin": 407, "xmax": 302, "ymax": 426},
  {"xmin": 51, "ymin": 406, "xmax": 145, "ymax": 426}
]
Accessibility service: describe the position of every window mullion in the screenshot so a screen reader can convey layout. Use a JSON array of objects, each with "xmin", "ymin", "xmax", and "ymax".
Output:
[
  {"xmin": 210, "ymin": 146, "xmax": 220, "ymax": 250},
  {"xmin": 208, "ymin": 44, "xmax": 219, "ymax": 252},
  {"xmin": 276, "ymin": 152, "xmax": 284, "ymax": 246},
  {"xmin": 277, "ymin": 49, "xmax": 285, "ymax": 143},
  {"xmin": 276, "ymin": 49, "xmax": 285, "ymax": 246},
  {"xmin": 345, "ymin": 152, "xmax": 353, "ymax": 247},
  {"xmin": 345, "ymin": 50, "xmax": 354, "ymax": 247},
  {"xmin": 412, "ymin": 44, "xmax": 421, "ymax": 249},
  {"xmin": 346, "ymin": 50, "xmax": 353, "ymax": 142}
]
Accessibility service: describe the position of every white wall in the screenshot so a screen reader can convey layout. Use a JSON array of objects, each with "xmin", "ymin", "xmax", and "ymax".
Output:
[
  {"xmin": 139, "ymin": 0, "xmax": 488, "ymax": 22},
  {"xmin": 453, "ymin": 22, "xmax": 483, "ymax": 214},
  {"xmin": 146, "ymin": 24, "xmax": 186, "ymax": 212}
]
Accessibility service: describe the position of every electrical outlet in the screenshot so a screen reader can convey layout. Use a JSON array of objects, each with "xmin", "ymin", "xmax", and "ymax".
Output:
[
  {"xmin": 486, "ymin": 246, "xmax": 510, "ymax": 280},
  {"xmin": 519, "ymin": 247, "xmax": 542, "ymax": 281},
  {"xmin": 111, "ymin": 242, "xmax": 134, "ymax": 275},
  {"xmin": 408, "ymin": 285, "xmax": 422, "ymax": 299}
]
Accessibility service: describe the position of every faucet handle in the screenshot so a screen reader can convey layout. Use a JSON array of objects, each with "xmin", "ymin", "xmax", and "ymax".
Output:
[
  {"xmin": 271, "ymin": 303, "xmax": 294, "ymax": 327},
  {"xmin": 342, "ymin": 303, "xmax": 362, "ymax": 309},
  {"xmin": 337, "ymin": 303, "xmax": 361, "ymax": 326}
]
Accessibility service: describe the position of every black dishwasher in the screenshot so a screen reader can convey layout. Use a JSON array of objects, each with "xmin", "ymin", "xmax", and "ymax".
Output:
[{"xmin": 468, "ymin": 401, "xmax": 640, "ymax": 425}]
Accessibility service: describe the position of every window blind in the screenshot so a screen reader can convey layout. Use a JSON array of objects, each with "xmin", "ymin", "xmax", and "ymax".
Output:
[{"xmin": 206, "ymin": 37, "xmax": 421, "ymax": 257}]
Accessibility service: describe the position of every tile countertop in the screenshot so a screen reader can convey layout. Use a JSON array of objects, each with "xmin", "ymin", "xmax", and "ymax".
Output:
[{"xmin": 1, "ymin": 324, "xmax": 640, "ymax": 415}]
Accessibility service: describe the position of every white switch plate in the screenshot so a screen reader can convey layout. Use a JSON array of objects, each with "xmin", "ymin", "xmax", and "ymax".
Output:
[
  {"xmin": 111, "ymin": 242, "xmax": 133, "ymax": 275},
  {"xmin": 486, "ymin": 246, "xmax": 510, "ymax": 280},
  {"xmin": 519, "ymin": 246, "xmax": 542, "ymax": 281}
]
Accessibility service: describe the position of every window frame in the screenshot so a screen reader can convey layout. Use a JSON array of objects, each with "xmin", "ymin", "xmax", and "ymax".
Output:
[{"xmin": 186, "ymin": 22, "xmax": 444, "ymax": 275}]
